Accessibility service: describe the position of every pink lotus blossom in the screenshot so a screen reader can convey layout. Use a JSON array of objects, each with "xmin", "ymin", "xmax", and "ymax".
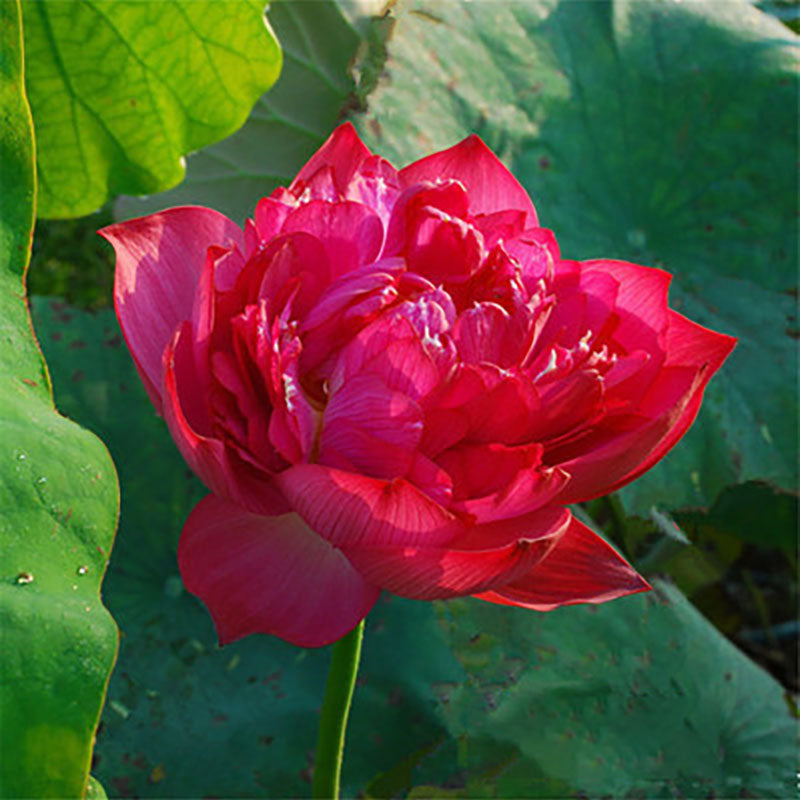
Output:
[{"xmin": 102, "ymin": 124, "xmax": 735, "ymax": 647}]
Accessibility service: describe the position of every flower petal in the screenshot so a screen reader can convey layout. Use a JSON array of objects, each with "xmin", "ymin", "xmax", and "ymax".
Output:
[
  {"xmin": 163, "ymin": 322, "xmax": 289, "ymax": 515},
  {"xmin": 331, "ymin": 315, "xmax": 440, "ymax": 402},
  {"xmin": 277, "ymin": 464, "xmax": 464, "ymax": 548},
  {"xmin": 581, "ymin": 259, "xmax": 672, "ymax": 352},
  {"xmin": 453, "ymin": 465, "xmax": 570, "ymax": 524},
  {"xmin": 601, "ymin": 309, "xmax": 736, "ymax": 489},
  {"xmin": 399, "ymin": 135, "xmax": 538, "ymax": 225},
  {"xmin": 402, "ymin": 205, "xmax": 485, "ymax": 284},
  {"xmin": 290, "ymin": 122, "xmax": 373, "ymax": 198},
  {"xmin": 281, "ymin": 200, "xmax": 384, "ymax": 280},
  {"xmin": 346, "ymin": 153, "xmax": 401, "ymax": 227},
  {"xmin": 342, "ymin": 507, "xmax": 570, "ymax": 600},
  {"xmin": 549, "ymin": 312, "xmax": 735, "ymax": 502},
  {"xmin": 437, "ymin": 442, "xmax": 570, "ymax": 523},
  {"xmin": 475, "ymin": 515, "xmax": 650, "ymax": 610},
  {"xmin": 178, "ymin": 495, "xmax": 379, "ymax": 647},
  {"xmin": 319, "ymin": 373, "xmax": 423, "ymax": 480},
  {"xmin": 101, "ymin": 206, "xmax": 243, "ymax": 410}
]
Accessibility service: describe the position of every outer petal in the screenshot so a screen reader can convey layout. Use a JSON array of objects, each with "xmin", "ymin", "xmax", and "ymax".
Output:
[
  {"xmin": 101, "ymin": 206, "xmax": 243, "ymax": 411},
  {"xmin": 399, "ymin": 135, "xmax": 538, "ymax": 226},
  {"xmin": 277, "ymin": 464, "xmax": 464, "ymax": 548},
  {"xmin": 290, "ymin": 122, "xmax": 373, "ymax": 197},
  {"xmin": 475, "ymin": 515, "xmax": 650, "ymax": 610},
  {"xmin": 342, "ymin": 507, "xmax": 570, "ymax": 601},
  {"xmin": 178, "ymin": 495, "xmax": 379, "ymax": 647},
  {"xmin": 163, "ymin": 322, "xmax": 289, "ymax": 515},
  {"xmin": 581, "ymin": 259, "xmax": 671, "ymax": 352},
  {"xmin": 550, "ymin": 312, "xmax": 736, "ymax": 503},
  {"xmin": 451, "ymin": 465, "xmax": 570, "ymax": 524},
  {"xmin": 547, "ymin": 399, "xmax": 692, "ymax": 505},
  {"xmin": 593, "ymin": 309, "xmax": 736, "ymax": 493}
]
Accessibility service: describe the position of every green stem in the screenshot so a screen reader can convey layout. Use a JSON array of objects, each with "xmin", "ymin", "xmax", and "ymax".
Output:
[{"xmin": 312, "ymin": 619, "xmax": 365, "ymax": 799}]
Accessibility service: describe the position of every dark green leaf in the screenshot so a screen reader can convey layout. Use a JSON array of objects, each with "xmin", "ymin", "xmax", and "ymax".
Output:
[
  {"xmin": 428, "ymin": 582, "xmax": 797, "ymax": 798},
  {"xmin": 23, "ymin": 0, "xmax": 282, "ymax": 219},
  {"xmin": 675, "ymin": 481, "xmax": 798, "ymax": 555}
]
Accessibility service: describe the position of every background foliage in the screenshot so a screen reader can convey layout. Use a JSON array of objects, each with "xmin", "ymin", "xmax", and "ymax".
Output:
[{"xmin": 5, "ymin": 0, "xmax": 798, "ymax": 797}]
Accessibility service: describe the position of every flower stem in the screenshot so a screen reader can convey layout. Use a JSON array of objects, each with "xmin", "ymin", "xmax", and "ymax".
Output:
[{"xmin": 312, "ymin": 619, "xmax": 365, "ymax": 799}]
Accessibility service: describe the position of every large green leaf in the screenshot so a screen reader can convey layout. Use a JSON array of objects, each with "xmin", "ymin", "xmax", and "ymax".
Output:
[
  {"xmin": 23, "ymin": 0, "xmax": 282, "ymax": 219},
  {"xmin": 418, "ymin": 582, "xmax": 797, "ymax": 798},
  {"xmin": 355, "ymin": 0, "xmax": 798, "ymax": 513},
  {"xmin": 116, "ymin": 0, "xmax": 362, "ymax": 225},
  {"xmin": 0, "ymin": 3, "xmax": 118, "ymax": 797}
]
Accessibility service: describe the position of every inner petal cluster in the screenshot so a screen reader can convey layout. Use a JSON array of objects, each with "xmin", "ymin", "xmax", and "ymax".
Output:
[{"xmin": 194, "ymin": 175, "xmax": 655, "ymax": 524}]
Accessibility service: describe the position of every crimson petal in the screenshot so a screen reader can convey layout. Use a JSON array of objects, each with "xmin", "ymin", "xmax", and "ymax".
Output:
[
  {"xmin": 101, "ymin": 206, "xmax": 243, "ymax": 411},
  {"xmin": 290, "ymin": 122, "xmax": 373, "ymax": 197},
  {"xmin": 342, "ymin": 507, "xmax": 570, "ymax": 601},
  {"xmin": 163, "ymin": 322, "xmax": 288, "ymax": 515},
  {"xmin": 399, "ymin": 135, "xmax": 538, "ymax": 226},
  {"xmin": 179, "ymin": 495, "xmax": 379, "ymax": 647},
  {"xmin": 475, "ymin": 515, "xmax": 650, "ymax": 610},
  {"xmin": 278, "ymin": 464, "xmax": 463, "ymax": 548}
]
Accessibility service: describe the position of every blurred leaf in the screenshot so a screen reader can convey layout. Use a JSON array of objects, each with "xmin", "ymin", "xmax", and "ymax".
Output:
[
  {"xmin": 356, "ymin": 0, "xmax": 799, "ymax": 513},
  {"xmin": 428, "ymin": 582, "xmax": 797, "ymax": 798},
  {"xmin": 0, "ymin": 3, "xmax": 118, "ymax": 797},
  {"xmin": 22, "ymin": 0, "xmax": 281, "ymax": 219},
  {"xmin": 28, "ymin": 206, "xmax": 115, "ymax": 310},
  {"xmin": 31, "ymin": 300, "xmax": 462, "ymax": 798},
  {"xmin": 754, "ymin": 0, "xmax": 800, "ymax": 32},
  {"xmin": 116, "ymin": 0, "xmax": 362, "ymax": 225},
  {"xmin": 676, "ymin": 481, "xmax": 799, "ymax": 555}
]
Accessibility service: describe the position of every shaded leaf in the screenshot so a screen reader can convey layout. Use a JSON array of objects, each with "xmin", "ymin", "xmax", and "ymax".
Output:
[
  {"xmin": 676, "ymin": 481, "xmax": 798, "ymax": 555},
  {"xmin": 428, "ymin": 582, "xmax": 797, "ymax": 798}
]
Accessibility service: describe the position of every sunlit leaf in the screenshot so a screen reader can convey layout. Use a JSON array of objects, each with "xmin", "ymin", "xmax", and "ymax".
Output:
[
  {"xmin": 23, "ymin": 0, "xmax": 281, "ymax": 218},
  {"xmin": 116, "ymin": 0, "xmax": 359, "ymax": 224}
]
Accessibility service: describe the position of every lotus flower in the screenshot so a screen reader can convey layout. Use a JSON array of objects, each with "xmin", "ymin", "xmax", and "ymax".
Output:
[{"xmin": 101, "ymin": 124, "xmax": 735, "ymax": 646}]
